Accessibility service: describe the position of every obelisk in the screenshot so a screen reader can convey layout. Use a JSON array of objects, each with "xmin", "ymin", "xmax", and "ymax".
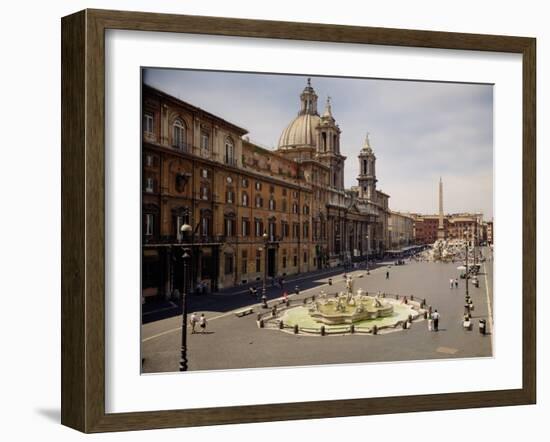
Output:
[{"xmin": 437, "ymin": 177, "xmax": 445, "ymax": 240}]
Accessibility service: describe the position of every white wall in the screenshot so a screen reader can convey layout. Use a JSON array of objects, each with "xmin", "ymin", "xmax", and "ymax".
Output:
[{"xmin": 0, "ymin": 0, "xmax": 546, "ymax": 440}]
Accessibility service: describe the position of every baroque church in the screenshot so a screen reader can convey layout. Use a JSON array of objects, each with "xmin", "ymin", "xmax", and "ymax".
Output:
[{"xmin": 276, "ymin": 78, "xmax": 390, "ymax": 265}]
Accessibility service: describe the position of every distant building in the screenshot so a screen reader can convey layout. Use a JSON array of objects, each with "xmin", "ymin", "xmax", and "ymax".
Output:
[
  {"xmin": 411, "ymin": 212, "xmax": 484, "ymax": 245},
  {"xmin": 388, "ymin": 212, "xmax": 415, "ymax": 249},
  {"xmin": 486, "ymin": 220, "xmax": 494, "ymax": 244}
]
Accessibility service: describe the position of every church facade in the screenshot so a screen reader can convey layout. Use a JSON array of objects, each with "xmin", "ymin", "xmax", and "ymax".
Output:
[{"xmin": 142, "ymin": 79, "xmax": 391, "ymax": 300}]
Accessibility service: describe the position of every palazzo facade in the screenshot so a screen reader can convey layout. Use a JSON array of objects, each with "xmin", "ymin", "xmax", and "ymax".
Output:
[{"xmin": 142, "ymin": 80, "xmax": 391, "ymax": 300}]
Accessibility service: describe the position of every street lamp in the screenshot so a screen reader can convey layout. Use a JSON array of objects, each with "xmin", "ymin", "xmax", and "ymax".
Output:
[
  {"xmin": 179, "ymin": 223, "xmax": 192, "ymax": 372},
  {"xmin": 464, "ymin": 229, "xmax": 470, "ymax": 299},
  {"xmin": 365, "ymin": 233, "xmax": 370, "ymax": 274},
  {"xmin": 262, "ymin": 232, "xmax": 268, "ymax": 296}
]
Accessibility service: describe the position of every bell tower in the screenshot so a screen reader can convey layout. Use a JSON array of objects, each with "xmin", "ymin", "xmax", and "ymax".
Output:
[
  {"xmin": 357, "ymin": 133, "xmax": 377, "ymax": 200},
  {"xmin": 317, "ymin": 97, "xmax": 345, "ymax": 189}
]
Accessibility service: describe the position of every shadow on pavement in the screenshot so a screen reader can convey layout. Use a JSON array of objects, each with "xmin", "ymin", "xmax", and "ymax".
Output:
[{"xmin": 142, "ymin": 263, "xmax": 386, "ymax": 324}]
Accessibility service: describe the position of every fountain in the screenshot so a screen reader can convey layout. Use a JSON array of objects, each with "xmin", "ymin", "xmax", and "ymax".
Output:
[
  {"xmin": 263, "ymin": 276, "xmax": 424, "ymax": 335},
  {"xmin": 309, "ymin": 290, "xmax": 393, "ymax": 325}
]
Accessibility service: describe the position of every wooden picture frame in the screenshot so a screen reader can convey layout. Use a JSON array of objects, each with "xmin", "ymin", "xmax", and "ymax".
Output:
[{"xmin": 61, "ymin": 9, "xmax": 536, "ymax": 433}]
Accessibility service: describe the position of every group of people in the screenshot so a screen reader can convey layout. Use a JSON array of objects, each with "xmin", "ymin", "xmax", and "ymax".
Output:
[
  {"xmin": 189, "ymin": 312, "xmax": 207, "ymax": 334},
  {"xmin": 427, "ymin": 309, "xmax": 441, "ymax": 331},
  {"xmin": 449, "ymin": 278, "xmax": 459, "ymax": 289}
]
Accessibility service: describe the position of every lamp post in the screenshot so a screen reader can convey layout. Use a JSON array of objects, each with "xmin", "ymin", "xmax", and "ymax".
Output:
[
  {"xmin": 262, "ymin": 232, "xmax": 268, "ymax": 296},
  {"xmin": 179, "ymin": 223, "xmax": 192, "ymax": 372},
  {"xmin": 365, "ymin": 233, "xmax": 370, "ymax": 274},
  {"xmin": 464, "ymin": 229, "xmax": 470, "ymax": 298}
]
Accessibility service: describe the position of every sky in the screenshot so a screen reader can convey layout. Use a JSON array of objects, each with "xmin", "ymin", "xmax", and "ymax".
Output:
[{"xmin": 143, "ymin": 69, "xmax": 494, "ymax": 220}]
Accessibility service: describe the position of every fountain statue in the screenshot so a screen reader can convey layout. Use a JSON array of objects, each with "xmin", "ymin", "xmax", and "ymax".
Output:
[{"xmin": 307, "ymin": 287, "xmax": 394, "ymax": 325}]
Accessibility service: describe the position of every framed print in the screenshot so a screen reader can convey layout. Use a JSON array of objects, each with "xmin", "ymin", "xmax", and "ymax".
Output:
[{"xmin": 61, "ymin": 9, "xmax": 536, "ymax": 433}]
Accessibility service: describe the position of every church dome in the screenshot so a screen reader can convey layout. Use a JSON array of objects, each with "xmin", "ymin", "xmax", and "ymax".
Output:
[
  {"xmin": 278, "ymin": 113, "xmax": 321, "ymax": 149},
  {"xmin": 277, "ymin": 78, "xmax": 321, "ymax": 150}
]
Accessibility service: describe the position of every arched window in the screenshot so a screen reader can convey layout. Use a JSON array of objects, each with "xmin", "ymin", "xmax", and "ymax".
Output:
[
  {"xmin": 172, "ymin": 119, "xmax": 186, "ymax": 150},
  {"xmin": 225, "ymin": 137, "xmax": 235, "ymax": 165},
  {"xmin": 242, "ymin": 192, "xmax": 249, "ymax": 207}
]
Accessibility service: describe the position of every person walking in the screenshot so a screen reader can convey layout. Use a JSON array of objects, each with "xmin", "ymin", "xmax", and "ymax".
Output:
[
  {"xmin": 449, "ymin": 278, "xmax": 454, "ymax": 289},
  {"xmin": 189, "ymin": 312, "xmax": 198, "ymax": 334},
  {"xmin": 432, "ymin": 309, "xmax": 440, "ymax": 332},
  {"xmin": 198, "ymin": 313, "xmax": 207, "ymax": 333},
  {"xmin": 386, "ymin": 270, "xmax": 390, "ymax": 279}
]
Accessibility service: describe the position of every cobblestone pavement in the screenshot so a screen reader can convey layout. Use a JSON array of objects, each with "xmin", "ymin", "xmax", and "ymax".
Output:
[{"xmin": 142, "ymin": 251, "xmax": 493, "ymax": 373}]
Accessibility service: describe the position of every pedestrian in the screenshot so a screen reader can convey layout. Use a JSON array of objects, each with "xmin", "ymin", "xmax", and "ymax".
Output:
[
  {"xmin": 386, "ymin": 270, "xmax": 390, "ymax": 279},
  {"xmin": 261, "ymin": 293, "xmax": 268, "ymax": 308},
  {"xmin": 199, "ymin": 313, "xmax": 207, "ymax": 333},
  {"xmin": 189, "ymin": 312, "xmax": 198, "ymax": 334},
  {"xmin": 455, "ymin": 279, "xmax": 459, "ymax": 288},
  {"xmin": 283, "ymin": 291, "xmax": 289, "ymax": 303},
  {"xmin": 432, "ymin": 309, "xmax": 440, "ymax": 331},
  {"xmin": 427, "ymin": 313, "xmax": 433, "ymax": 331},
  {"xmin": 249, "ymin": 286, "xmax": 255, "ymax": 298},
  {"xmin": 449, "ymin": 278, "xmax": 454, "ymax": 289}
]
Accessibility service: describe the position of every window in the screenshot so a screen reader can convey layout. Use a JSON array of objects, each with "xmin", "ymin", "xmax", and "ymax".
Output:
[
  {"xmin": 200, "ymin": 186, "xmax": 209, "ymax": 200},
  {"xmin": 303, "ymin": 222, "xmax": 309, "ymax": 239},
  {"xmin": 241, "ymin": 250, "xmax": 248, "ymax": 274},
  {"xmin": 242, "ymin": 192, "xmax": 249, "ymax": 207},
  {"xmin": 293, "ymin": 190, "xmax": 298, "ymax": 198},
  {"xmin": 282, "ymin": 250, "xmax": 287, "ymax": 269},
  {"xmin": 172, "ymin": 119, "xmax": 186, "ymax": 149},
  {"xmin": 255, "ymin": 219, "xmax": 263, "ymax": 237},
  {"xmin": 200, "ymin": 214, "xmax": 211, "ymax": 236},
  {"xmin": 270, "ymin": 185, "xmax": 275, "ymax": 194},
  {"xmin": 268, "ymin": 221, "xmax": 276, "ymax": 240},
  {"xmin": 145, "ymin": 214, "xmax": 154, "ymax": 236},
  {"xmin": 255, "ymin": 181, "xmax": 262, "ymax": 191},
  {"xmin": 224, "ymin": 217, "xmax": 236, "ymax": 237},
  {"xmin": 224, "ymin": 137, "xmax": 235, "ymax": 165},
  {"xmin": 201, "ymin": 168, "xmax": 209, "ymax": 179},
  {"xmin": 293, "ymin": 223, "xmax": 300, "ymax": 239},
  {"xmin": 255, "ymin": 195, "xmax": 263, "ymax": 208},
  {"xmin": 242, "ymin": 177, "xmax": 248, "ymax": 187},
  {"xmin": 145, "ymin": 177, "xmax": 154, "ymax": 193},
  {"xmin": 292, "ymin": 203, "xmax": 298, "ymax": 214},
  {"xmin": 269, "ymin": 199, "xmax": 276, "ymax": 210},
  {"xmin": 293, "ymin": 254, "xmax": 298, "ymax": 267},
  {"xmin": 281, "ymin": 221, "xmax": 289, "ymax": 238},
  {"xmin": 255, "ymin": 250, "xmax": 261, "ymax": 272},
  {"xmin": 303, "ymin": 251, "xmax": 308, "ymax": 264},
  {"xmin": 226, "ymin": 189, "xmax": 234, "ymax": 204},
  {"xmin": 242, "ymin": 218, "xmax": 250, "ymax": 237},
  {"xmin": 303, "ymin": 205, "xmax": 309, "ymax": 215},
  {"xmin": 282, "ymin": 200, "xmax": 287, "ymax": 212},
  {"xmin": 201, "ymin": 131, "xmax": 210, "ymax": 150},
  {"xmin": 143, "ymin": 113, "xmax": 154, "ymax": 134},
  {"xmin": 282, "ymin": 189, "xmax": 287, "ymax": 197},
  {"xmin": 224, "ymin": 254, "xmax": 234, "ymax": 275},
  {"xmin": 145, "ymin": 154, "xmax": 153, "ymax": 167}
]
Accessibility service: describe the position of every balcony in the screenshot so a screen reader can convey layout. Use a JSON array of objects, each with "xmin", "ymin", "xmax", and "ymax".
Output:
[
  {"xmin": 172, "ymin": 141, "xmax": 192, "ymax": 153},
  {"xmin": 224, "ymin": 155, "xmax": 238, "ymax": 167}
]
